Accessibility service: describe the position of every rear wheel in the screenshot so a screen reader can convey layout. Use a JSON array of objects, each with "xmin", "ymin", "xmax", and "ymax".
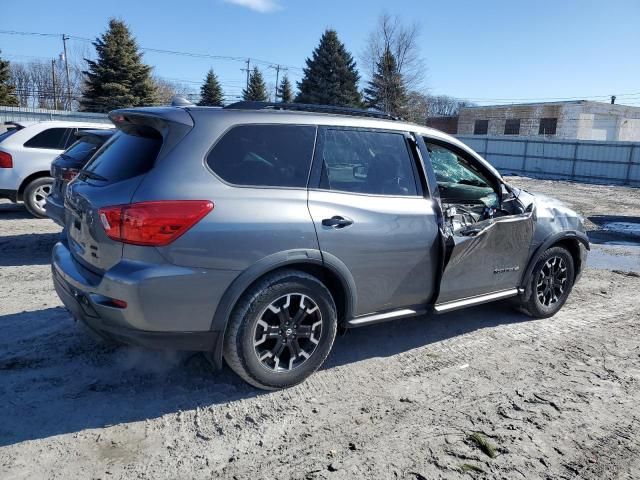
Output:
[
  {"xmin": 23, "ymin": 176, "xmax": 53, "ymax": 218},
  {"xmin": 223, "ymin": 270, "xmax": 337, "ymax": 390},
  {"xmin": 517, "ymin": 246, "xmax": 575, "ymax": 318}
]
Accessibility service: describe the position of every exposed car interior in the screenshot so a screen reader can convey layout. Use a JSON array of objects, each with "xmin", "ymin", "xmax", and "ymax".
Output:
[{"xmin": 425, "ymin": 142, "xmax": 527, "ymax": 237}]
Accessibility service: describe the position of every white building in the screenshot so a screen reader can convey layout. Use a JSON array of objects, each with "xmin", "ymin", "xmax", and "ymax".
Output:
[{"xmin": 457, "ymin": 100, "xmax": 640, "ymax": 141}]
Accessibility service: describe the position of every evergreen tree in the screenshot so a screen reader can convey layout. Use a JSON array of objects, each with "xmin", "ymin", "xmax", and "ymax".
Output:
[
  {"xmin": 242, "ymin": 67, "xmax": 268, "ymax": 101},
  {"xmin": 363, "ymin": 47, "xmax": 407, "ymax": 117},
  {"xmin": 278, "ymin": 75, "xmax": 293, "ymax": 103},
  {"xmin": 0, "ymin": 50, "xmax": 18, "ymax": 106},
  {"xmin": 198, "ymin": 68, "xmax": 223, "ymax": 106},
  {"xmin": 296, "ymin": 29, "xmax": 361, "ymax": 107},
  {"xmin": 80, "ymin": 19, "xmax": 157, "ymax": 112}
]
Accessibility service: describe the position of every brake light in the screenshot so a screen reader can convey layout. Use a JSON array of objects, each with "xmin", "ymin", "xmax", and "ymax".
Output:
[
  {"xmin": 61, "ymin": 168, "xmax": 80, "ymax": 182},
  {"xmin": 99, "ymin": 200, "xmax": 213, "ymax": 246},
  {"xmin": 0, "ymin": 151, "xmax": 12, "ymax": 168}
]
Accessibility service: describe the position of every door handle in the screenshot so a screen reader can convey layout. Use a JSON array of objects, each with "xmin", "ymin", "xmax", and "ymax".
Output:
[{"xmin": 322, "ymin": 216, "xmax": 353, "ymax": 228}]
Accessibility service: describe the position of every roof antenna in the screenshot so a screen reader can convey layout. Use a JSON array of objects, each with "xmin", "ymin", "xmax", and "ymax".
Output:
[{"xmin": 171, "ymin": 95, "xmax": 193, "ymax": 107}]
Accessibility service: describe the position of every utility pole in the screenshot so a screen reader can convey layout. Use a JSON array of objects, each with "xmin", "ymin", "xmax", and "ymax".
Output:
[
  {"xmin": 269, "ymin": 64, "xmax": 287, "ymax": 102},
  {"xmin": 241, "ymin": 59, "xmax": 251, "ymax": 91},
  {"xmin": 51, "ymin": 59, "xmax": 57, "ymax": 110},
  {"xmin": 62, "ymin": 34, "xmax": 72, "ymax": 109}
]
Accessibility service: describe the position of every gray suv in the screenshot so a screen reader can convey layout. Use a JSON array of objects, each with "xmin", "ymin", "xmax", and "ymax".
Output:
[{"xmin": 52, "ymin": 102, "xmax": 589, "ymax": 390}]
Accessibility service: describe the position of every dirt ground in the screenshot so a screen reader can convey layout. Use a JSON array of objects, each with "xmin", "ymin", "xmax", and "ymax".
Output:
[{"xmin": 1, "ymin": 177, "xmax": 639, "ymax": 480}]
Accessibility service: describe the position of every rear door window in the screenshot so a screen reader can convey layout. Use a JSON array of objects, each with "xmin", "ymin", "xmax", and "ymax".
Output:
[
  {"xmin": 23, "ymin": 128, "xmax": 70, "ymax": 150},
  {"xmin": 206, "ymin": 124, "xmax": 316, "ymax": 188},
  {"xmin": 82, "ymin": 131, "xmax": 162, "ymax": 184},
  {"xmin": 318, "ymin": 129, "xmax": 418, "ymax": 196}
]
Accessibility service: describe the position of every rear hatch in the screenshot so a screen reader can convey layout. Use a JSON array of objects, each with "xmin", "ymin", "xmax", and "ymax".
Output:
[{"xmin": 64, "ymin": 108, "xmax": 194, "ymax": 274}]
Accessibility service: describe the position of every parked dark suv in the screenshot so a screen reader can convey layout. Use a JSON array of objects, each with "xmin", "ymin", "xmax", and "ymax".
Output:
[
  {"xmin": 46, "ymin": 129, "xmax": 114, "ymax": 226},
  {"xmin": 52, "ymin": 102, "xmax": 589, "ymax": 390}
]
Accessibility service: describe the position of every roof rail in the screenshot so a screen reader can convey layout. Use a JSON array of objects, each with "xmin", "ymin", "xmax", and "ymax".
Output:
[{"xmin": 223, "ymin": 101, "xmax": 399, "ymax": 120}]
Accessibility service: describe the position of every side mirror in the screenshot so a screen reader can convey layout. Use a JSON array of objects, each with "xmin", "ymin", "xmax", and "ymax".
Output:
[{"xmin": 353, "ymin": 165, "xmax": 368, "ymax": 179}]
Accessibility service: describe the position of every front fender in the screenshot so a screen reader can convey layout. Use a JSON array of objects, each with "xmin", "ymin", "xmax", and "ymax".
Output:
[{"xmin": 519, "ymin": 230, "xmax": 590, "ymax": 299}]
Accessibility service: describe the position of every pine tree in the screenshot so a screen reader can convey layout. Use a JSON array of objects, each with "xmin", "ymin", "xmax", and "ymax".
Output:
[
  {"xmin": 242, "ymin": 67, "xmax": 268, "ymax": 102},
  {"xmin": 0, "ymin": 50, "xmax": 19, "ymax": 106},
  {"xmin": 278, "ymin": 75, "xmax": 293, "ymax": 103},
  {"xmin": 198, "ymin": 68, "xmax": 223, "ymax": 106},
  {"xmin": 80, "ymin": 19, "xmax": 157, "ymax": 112},
  {"xmin": 296, "ymin": 29, "xmax": 361, "ymax": 107},
  {"xmin": 364, "ymin": 47, "xmax": 407, "ymax": 117}
]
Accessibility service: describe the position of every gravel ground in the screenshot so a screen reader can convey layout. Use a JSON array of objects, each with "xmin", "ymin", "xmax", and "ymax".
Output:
[{"xmin": 1, "ymin": 177, "xmax": 639, "ymax": 480}]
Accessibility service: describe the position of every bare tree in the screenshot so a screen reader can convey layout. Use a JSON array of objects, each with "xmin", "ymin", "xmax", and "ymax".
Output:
[
  {"xmin": 426, "ymin": 94, "xmax": 475, "ymax": 117},
  {"xmin": 153, "ymin": 76, "xmax": 195, "ymax": 104},
  {"xmin": 361, "ymin": 13, "xmax": 426, "ymax": 92}
]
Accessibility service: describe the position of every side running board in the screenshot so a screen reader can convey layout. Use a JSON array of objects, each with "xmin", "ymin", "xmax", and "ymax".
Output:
[
  {"xmin": 434, "ymin": 289, "xmax": 520, "ymax": 313},
  {"xmin": 346, "ymin": 308, "xmax": 425, "ymax": 327}
]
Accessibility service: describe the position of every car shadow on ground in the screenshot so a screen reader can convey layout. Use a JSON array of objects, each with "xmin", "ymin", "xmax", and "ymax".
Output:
[
  {"xmin": 0, "ymin": 232, "xmax": 62, "ymax": 266},
  {"xmin": 0, "ymin": 302, "xmax": 531, "ymax": 446},
  {"xmin": 0, "ymin": 203, "xmax": 33, "ymax": 220}
]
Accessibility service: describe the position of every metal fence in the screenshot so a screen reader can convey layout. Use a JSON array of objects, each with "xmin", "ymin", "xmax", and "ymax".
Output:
[
  {"xmin": 456, "ymin": 135, "xmax": 640, "ymax": 187},
  {"xmin": 0, "ymin": 106, "xmax": 110, "ymax": 130}
]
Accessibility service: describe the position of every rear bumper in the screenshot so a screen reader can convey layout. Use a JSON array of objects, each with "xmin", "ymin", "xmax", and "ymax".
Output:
[
  {"xmin": 53, "ymin": 269, "xmax": 218, "ymax": 350},
  {"xmin": 51, "ymin": 241, "xmax": 236, "ymax": 351},
  {"xmin": 45, "ymin": 193, "xmax": 65, "ymax": 226}
]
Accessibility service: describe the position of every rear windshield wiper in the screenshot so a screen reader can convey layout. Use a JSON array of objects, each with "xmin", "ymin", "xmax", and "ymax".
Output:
[{"xmin": 78, "ymin": 169, "xmax": 108, "ymax": 182}]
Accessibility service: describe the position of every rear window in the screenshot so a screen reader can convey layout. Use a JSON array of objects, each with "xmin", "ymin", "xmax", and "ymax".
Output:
[
  {"xmin": 24, "ymin": 128, "xmax": 70, "ymax": 149},
  {"xmin": 82, "ymin": 131, "xmax": 162, "ymax": 184},
  {"xmin": 206, "ymin": 125, "xmax": 316, "ymax": 188},
  {"xmin": 61, "ymin": 139, "xmax": 103, "ymax": 163},
  {"xmin": 0, "ymin": 128, "xmax": 19, "ymax": 144}
]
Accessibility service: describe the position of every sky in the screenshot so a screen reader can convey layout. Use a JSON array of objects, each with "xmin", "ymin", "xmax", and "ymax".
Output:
[{"xmin": 1, "ymin": 0, "xmax": 639, "ymax": 106}]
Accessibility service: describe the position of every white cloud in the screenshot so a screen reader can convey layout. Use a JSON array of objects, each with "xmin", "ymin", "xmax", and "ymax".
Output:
[{"xmin": 224, "ymin": 0, "xmax": 281, "ymax": 13}]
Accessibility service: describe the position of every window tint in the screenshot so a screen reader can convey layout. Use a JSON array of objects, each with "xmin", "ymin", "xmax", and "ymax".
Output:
[
  {"xmin": 61, "ymin": 139, "xmax": 102, "ymax": 163},
  {"xmin": 504, "ymin": 119, "xmax": 521, "ymax": 135},
  {"xmin": 0, "ymin": 128, "xmax": 19, "ymax": 144},
  {"xmin": 319, "ymin": 129, "xmax": 417, "ymax": 196},
  {"xmin": 24, "ymin": 128, "xmax": 69, "ymax": 149},
  {"xmin": 82, "ymin": 131, "xmax": 162, "ymax": 184},
  {"xmin": 425, "ymin": 142, "xmax": 496, "ymax": 204},
  {"xmin": 539, "ymin": 117, "xmax": 557, "ymax": 135},
  {"xmin": 206, "ymin": 125, "xmax": 316, "ymax": 187},
  {"xmin": 473, "ymin": 120, "xmax": 488, "ymax": 135}
]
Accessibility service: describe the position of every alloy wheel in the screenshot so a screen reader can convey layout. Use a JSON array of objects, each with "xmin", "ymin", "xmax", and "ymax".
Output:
[
  {"xmin": 253, "ymin": 293, "xmax": 323, "ymax": 372},
  {"xmin": 536, "ymin": 256, "xmax": 568, "ymax": 307},
  {"xmin": 33, "ymin": 183, "xmax": 52, "ymax": 213}
]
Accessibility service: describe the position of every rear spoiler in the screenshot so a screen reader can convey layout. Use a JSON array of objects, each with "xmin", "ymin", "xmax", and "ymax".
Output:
[
  {"xmin": 109, "ymin": 107, "xmax": 195, "ymax": 153},
  {"xmin": 3, "ymin": 121, "xmax": 27, "ymax": 131},
  {"xmin": 109, "ymin": 107, "xmax": 194, "ymax": 131}
]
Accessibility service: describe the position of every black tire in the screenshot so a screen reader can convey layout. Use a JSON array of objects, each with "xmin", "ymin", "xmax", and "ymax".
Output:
[
  {"xmin": 23, "ymin": 176, "xmax": 53, "ymax": 218},
  {"xmin": 223, "ymin": 270, "xmax": 337, "ymax": 390},
  {"xmin": 517, "ymin": 246, "xmax": 575, "ymax": 318}
]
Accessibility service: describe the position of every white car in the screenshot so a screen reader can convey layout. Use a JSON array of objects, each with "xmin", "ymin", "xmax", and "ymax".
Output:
[{"xmin": 0, "ymin": 120, "xmax": 113, "ymax": 217}]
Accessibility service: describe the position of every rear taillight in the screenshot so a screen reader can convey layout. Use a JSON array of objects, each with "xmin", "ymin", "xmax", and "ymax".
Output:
[
  {"xmin": 61, "ymin": 168, "xmax": 80, "ymax": 182},
  {"xmin": 98, "ymin": 200, "xmax": 213, "ymax": 246},
  {"xmin": 0, "ymin": 151, "xmax": 12, "ymax": 168}
]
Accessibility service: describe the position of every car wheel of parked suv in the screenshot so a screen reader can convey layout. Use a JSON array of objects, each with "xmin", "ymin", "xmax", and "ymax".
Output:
[
  {"xmin": 518, "ymin": 246, "xmax": 575, "ymax": 318},
  {"xmin": 23, "ymin": 176, "xmax": 53, "ymax": 218},
  {"xmin": 223, "ymin": 270, "xmax": 338, "ymax": 390}
]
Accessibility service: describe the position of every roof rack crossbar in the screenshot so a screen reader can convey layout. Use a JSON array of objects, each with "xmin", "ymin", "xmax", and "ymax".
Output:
[{"xmin": 223, "ymin": 101, "xmax": 398, "ymax": 120}]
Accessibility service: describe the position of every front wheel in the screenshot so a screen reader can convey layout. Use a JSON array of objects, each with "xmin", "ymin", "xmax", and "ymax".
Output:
[
  {"xmin": 23, "ymin": 176, "xmax": 53, "ymax": 218},
  {"xmin": 223, "ymin": 270, "xmax": 337, "ymax": 390},
  {"xmin": 517, "ymin": 246, "xmax": 575, "ymax": 318}
]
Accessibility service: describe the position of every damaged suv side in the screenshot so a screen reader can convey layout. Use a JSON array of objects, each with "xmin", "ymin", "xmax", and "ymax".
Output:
[{"xmin": 51, "ymin": 102, "xmax": 588, "ymax": 390}]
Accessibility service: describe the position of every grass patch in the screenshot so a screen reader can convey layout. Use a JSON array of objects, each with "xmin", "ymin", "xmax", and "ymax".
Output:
[
  {"xmin": 459, "ymin": 463, "xmax": 485, "ymax": 473},
  {"xmin": 468, "ymin": 432, "xmax": 497, "ymax": 459}
]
